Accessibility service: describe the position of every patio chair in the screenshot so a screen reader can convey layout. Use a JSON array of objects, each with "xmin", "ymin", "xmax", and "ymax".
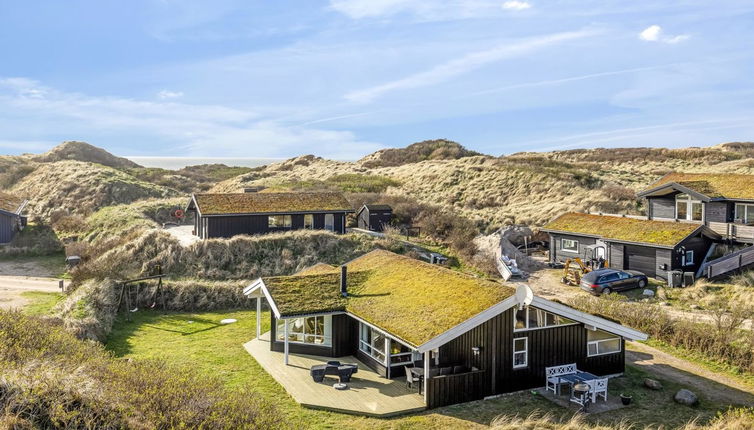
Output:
[
  {"xmin": 405, "ymin": 365, "xmax": 419, "ymax": 391},
  {"xmin": 545, "ymin": 363, "xmax": 577, "ymax": 395},
  {"xmin": 587, "ymin": 378, "xmax": 608, "ymax": 402},
  {"xmin": 439, "ymin": 366, "xmax": 452, "ymax": 376}
]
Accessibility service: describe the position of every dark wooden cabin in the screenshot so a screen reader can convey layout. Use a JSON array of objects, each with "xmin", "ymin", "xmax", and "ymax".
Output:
[
  {"xmin": 542, "ymin": 212, "xmax": 721, "ymax": 280},
  {"xmin": 245, "ymin": 250, "xmax": 647, "ymax": 410},
  {"xmin": 186, "ymin": 191, "xmax": 354, "ymax": 239},
  {"xmin": 0, "ymin": 192, "xmax": 28, "ymax": 245},
  {"xmin": 356, "ymin": 204, "xmax": 392, "ymax": 232},
  {"xmin": 638, "ymin": 172, "xmax": 754, "ymax": 243}
]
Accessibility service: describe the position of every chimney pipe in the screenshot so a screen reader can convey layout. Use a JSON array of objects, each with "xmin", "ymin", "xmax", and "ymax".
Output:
[{"xmin": 340, "ymin": 265, "xmax": 348, "ymax": 297}]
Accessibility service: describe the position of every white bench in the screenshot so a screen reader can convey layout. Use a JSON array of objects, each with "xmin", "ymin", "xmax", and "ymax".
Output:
[{"xmin": 545, "ymin": 363, "xmax": 577, "ymax": 395}]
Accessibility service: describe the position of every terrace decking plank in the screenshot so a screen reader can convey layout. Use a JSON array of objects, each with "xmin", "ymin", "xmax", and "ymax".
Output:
[{"xmin": 244, "ymin": 334, "xmax": 426, "ymax": 417}]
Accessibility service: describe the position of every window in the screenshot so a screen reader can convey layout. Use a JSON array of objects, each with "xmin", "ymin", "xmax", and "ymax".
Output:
[
  {"xmin": 276, "ymin": 315, "xmax": 332, "ymax": 346},
  {"xmin": 599, "ymin": 273, "xmax": 620, "ymax": 283},
  {"xmin": 389, "ymin": 341, "xmax": 414, "ymax": 366},
  {"xmin": 324, "ymin": 214, "xmax": 335, "ymax": 231},
  {"xmin": 587, "ymin": 329, "xmax": 621, "ymax": 357},
  {"xmin": 735, "ymin": 203, "xmax": 754, "ymax": 224},
  {"xmin": 683, "ymin": 250, "xmax": 694, "ymax": 266},
  {"xmin": 675, "ymin": 194, "xmax": 702, "ymax": 221},
  {"xmin": 268, "ymin": 215, "xmax": 292, "ymax": 228},
  {"xmin": 514, "ymin": 306, "xmax": 577, "ymax": 331},
  {"xmin": 359, "ymin": 323, "xmax": 387, "ymax": 364},
  {"xmin": 513, "ymin": 337, "xmax": 528, "ymax": 368},
  {"xmin": 304, "ymin": 214, "xmax": 314, "ymax": 229},
  {"xmin": 617, "ymin": 271, "xmax": 631, "ymax": 280},
  {"xmin": 561, "ymin": 238, "xmax": 579, "ymax": 252}
]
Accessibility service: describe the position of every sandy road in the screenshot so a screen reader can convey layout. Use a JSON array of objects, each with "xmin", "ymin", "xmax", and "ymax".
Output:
[{"xmin": 0, "ymin": 276, "xmax": 64, "ymax": 309}]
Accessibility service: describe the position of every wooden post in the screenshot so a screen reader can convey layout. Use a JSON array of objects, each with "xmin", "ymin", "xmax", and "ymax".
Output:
[
  {"xmin": 386, "ymin": 338, "xmax": 392, "ymax": 379},
  {"xmin": 423, "ymin": 351, "xmax": 430, "ymax": 403},
  {"xmin": 284, "ymin": 319, "xmax": 290, "ymax": 366},
  {"xmin": 256, "ymin": 297, "xmax": 262, "ymax": 339}
]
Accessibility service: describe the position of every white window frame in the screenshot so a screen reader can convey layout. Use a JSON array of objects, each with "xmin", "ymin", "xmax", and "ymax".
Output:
[
  {"xmin": 268, "ymin": 215, "xmax": 292, "ymax": 229},
  {"xmin": 359, "ymin": 323, "xmax": 388, "ymax": 365},
  {"xmin": 675, "ymin": 194, "xmax": 703, "ymax": 221},
  {"xmin": 561, "ymin": 238, "xmax": 579, "ymax": 252},
  {"xmin": 587, "ymin": 337, "xmax": 622, "ymax": 357},
  {"xmin": 276, "ymin": 315, "xmax": 332, "ymax": 346},
  {"xmin": 513, "ymin": 337, "xmax": 528, "ymax": 369},
  {"xmin": 513, "ymin": 306, "xmax": 578, "ymax": 332},
  {"xmin": 683, "ymin": 250, "xmax": 694, "ymax": 266},
  {"xmin": 304, "ymin": 214, "xmax": 314, "ymax": 229},
  {"xmin": 735, "ymin": 203, "xmax": 754, "ymax": 224}
]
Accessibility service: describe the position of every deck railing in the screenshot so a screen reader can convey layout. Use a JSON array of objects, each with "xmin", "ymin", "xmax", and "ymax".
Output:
[
  {"xmin": 706, "ymin": 245, "xmax": 754, "ymax": 278},
  {"xmin": 708, "ymin": 222, "xmax": 754, "ymax": 242},
  {"xmin": 425, "ymin": 369, "xmax": 487, "ymax": 408}
]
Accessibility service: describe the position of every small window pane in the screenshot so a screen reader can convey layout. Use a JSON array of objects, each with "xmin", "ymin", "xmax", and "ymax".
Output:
[
  {"xmin": 676, "ymin": 201, "xmax": 687, "ymax": 219},
  {"xmin": 514, "ymin": 338, "xmax": 526, "ymax": 352},
  {"xmin": 588, "ymin": 329, "xmax": 617, "ymax": 341},
  {"xmin": 284, "ymin": 215, "xmax": 292, "ymax": 228},
  {"xmin": 588, "ymin": 343, "xmax": 598, "ymax": 356},
  {"xmin": 562, "ymin": 239, "xmax": 578, "ymax": 252},
  {"xmin": 304, "ymin": 214, "xmax": 314, "ymax": 229},
  {"xmin": 597, "ymin": 339, "xmax": 621, "ymax": 354},
  {"xmin": 513, "ymin": 352, "xmax": 526, "ymax": 367},
  {"xmin": 528, "ymin": 309, "xmax": 543, "ymax": 329},
  {"xmin": 691, "ymin": 203, "xmax": 702, "ymax": 221}
]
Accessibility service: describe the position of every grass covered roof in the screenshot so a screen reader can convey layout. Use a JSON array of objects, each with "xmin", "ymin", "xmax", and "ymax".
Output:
[
  {"xmin": 0, "ymin": 192, "xmax": 24, "ymax": 214},
  {"xmin": 193, "ymin": 192, "xmax": 353, "ymax": 215},
  {"xmin": 542, "ymin": 212, "xmax": 701, "ymax": 247},
  {"xmin": 263, "ymin": 250, "xmax": 514, "ymax": 347},
  {"xmin": 650, "ymin": 172, "xmax": 754, "ymax": 200}
]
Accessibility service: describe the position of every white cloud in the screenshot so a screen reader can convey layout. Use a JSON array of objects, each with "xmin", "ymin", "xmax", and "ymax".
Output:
[
  {"xmin": 502, "ymin": 1, "xmax": 531, "ymax": 11},
  {"xmin": 0, "ymin": 77, "xmax": 379, "ymax": 159},
  {"xmin": 328, "ymin": 0, "xmax": 504, "ymax": 20},
  {"xmin": 157, "ymin": 90, "xmax": 184, "ymax": 99},
  {"xmin": 345, "ymin": 29, "xmax": 595, "ymax": 103},
  {"xmin": 639, "ymin": 25, "xmax": 689, "ymax": 44}
]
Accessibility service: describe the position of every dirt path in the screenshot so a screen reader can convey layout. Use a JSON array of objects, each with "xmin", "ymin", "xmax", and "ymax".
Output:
[
  {"xmin": 0, "ymin": 276, "xmax": 64, "ymax": 309},
  {"xmin": 528, "ymin": 269, "xmax": 753, "ymax": 330},
  {"xmin": 626, "ymin": 341, "xmax": 754, "ymax": 406}
]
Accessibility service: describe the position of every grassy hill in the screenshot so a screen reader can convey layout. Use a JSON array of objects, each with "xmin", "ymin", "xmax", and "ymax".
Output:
[{"xmin": 31, "ymin": 140, "xmax": 141, "ymax": 169}]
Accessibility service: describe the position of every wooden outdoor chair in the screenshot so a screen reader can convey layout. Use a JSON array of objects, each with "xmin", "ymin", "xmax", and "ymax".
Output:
[{"xmin": 545, "ymin": 363, "xmax": 577, "ymax": 395}]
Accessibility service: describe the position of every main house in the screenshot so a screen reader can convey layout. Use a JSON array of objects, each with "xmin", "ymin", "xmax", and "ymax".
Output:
[
  {"xmin": 638, "ymin": 172, "xmax": 754, "ymax": 242},
  {"xmin": 186, "ymin": 191, "xmax": 354, "ymax": 239},
  {"xmin": 244, "ymin": 250, "xmax": 646, "ymax": 409},
  {"xmin": 0, "ymin": 192, "xmax": 28, "ymax": 244}
]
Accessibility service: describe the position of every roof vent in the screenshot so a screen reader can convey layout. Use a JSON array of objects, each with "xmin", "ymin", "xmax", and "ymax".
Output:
[{"xmin": 340, "ymin": 265, "xmax": 348, "ymax": 297}]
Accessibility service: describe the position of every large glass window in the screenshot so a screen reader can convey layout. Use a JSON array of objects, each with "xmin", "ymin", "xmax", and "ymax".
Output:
[
  {"xmin": 587, "ymin": 329, "xmax": 621, "ymax": 357},
  {"xmin": 389, "ymin": 340, "xmax": 414, "ymax": 366},
  {"xmin": 359, "ymin": 323, "xmax": 387, "ymax": 364},
  {"xmin": 675, "ymin": 194, "xmax": 702, "ymax": 221},
  {"xmin": 514, "ymin": 306, "xmax": 577, "ymax": 331},
  {"xmin": 513, "ymin": 337, "xmax": 528, "ymax": 368},
  {"xmin": 304, "ymin": 214, "xmax": 314, "ymax": 229},
  {"xmin": 324, "ymin": 214, "xmax": 335, "ymax": 231},
  {"xmin": 268, "ymin": 215, "xmax": 292, "ymax": 228},
  {"xmin": 735, "ymin": 203, "xmax": 754, "ymax": 224},
  {"xmin": 276, "ymin": 316, "xmax": 331, "ymax": 346},
  {"xmin": 561, "ymin": 238, "xmax": 579, "ymax": 252}
]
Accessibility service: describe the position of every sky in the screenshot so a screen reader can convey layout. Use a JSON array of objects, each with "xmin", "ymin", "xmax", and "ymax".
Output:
[{"xmin": 1, "ymin": 0, "xmax": 753, "ymax": 160}]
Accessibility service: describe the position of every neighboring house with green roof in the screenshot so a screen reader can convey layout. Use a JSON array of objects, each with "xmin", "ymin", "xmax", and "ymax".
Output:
[
  {"xmin": 186, "ymin": 191, "xmax": 354, "ymax": 239},
  {"xmin": 0, "ymin": 192, "xmax": 28, "ymax": 244},
  {"xmin": 638, "ymin": 172, "xmax": 754, "ymax": 242},
  {"xmin": 541, "ymin": 212, "xmax": 721, "ymax": 280},
  {"xmin": 244, "ymin": 250, "xmax": 647, "ymax": 410}
]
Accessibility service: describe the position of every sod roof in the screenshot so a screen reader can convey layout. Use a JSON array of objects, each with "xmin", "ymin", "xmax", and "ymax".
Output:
[
  {"xmin": 262, "ymin": 250, "xmax": 514, "ymax": 347},
  {"xmin": 648, "ymin": 172, "xmax": 754, "ymax": 200},
  {"xmin": 541, "ymin": 212, "xmax": 701, "ymax": 247},
  {"xmin": 192, "ymin": 192, "xmax": 353, "ymax": 215},
  {"xmin": 0, "ymin": 192, "xmax": 25, "ymax": 214},
  {"xmin": 294, "ymin": 263, "xmax": 338, "ymax": 276}
]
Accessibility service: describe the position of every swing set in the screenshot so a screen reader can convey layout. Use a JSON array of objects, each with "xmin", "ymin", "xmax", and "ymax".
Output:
[{"xmin": 116, "ymin": 265, "xmax": 167, "ymax": 321}]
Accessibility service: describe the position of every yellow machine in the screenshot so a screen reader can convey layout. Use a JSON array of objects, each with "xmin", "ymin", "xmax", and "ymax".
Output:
[{"xmin": 561, "ymin": 245, "xmax": 608, "ymax": 286}]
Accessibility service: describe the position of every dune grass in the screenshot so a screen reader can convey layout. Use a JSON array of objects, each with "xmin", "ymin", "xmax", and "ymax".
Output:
[{"xmin": 104, "ymin": 309, "xmax": 739, "ymax": 430}]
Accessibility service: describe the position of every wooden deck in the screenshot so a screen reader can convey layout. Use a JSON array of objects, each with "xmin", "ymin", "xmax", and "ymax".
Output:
[{"xmin": 244, "ymin": 333, "xmax": 426, "ymax": 417}]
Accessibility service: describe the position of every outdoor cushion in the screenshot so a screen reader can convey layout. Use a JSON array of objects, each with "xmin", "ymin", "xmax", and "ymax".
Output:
[
  {"xmin": 452, "ymin": 365, "xmax": 468, "ymax": 374},
  {"xmin": 439, "ymin": 367, "xmax": 452, "ymax": 375}
]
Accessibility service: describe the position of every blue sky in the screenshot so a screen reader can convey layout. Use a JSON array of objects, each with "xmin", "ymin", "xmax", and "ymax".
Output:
[{"xmin": 1, "ymin": 0, "xmax": 753, "ymax": 160}]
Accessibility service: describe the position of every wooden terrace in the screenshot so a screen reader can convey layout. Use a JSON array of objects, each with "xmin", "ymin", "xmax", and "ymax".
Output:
[{"xmin": 244, "ymin": 333, "xmax": 426, "ymax": 417}]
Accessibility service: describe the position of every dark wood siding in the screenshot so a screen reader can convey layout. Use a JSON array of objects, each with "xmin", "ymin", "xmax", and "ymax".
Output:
[
  {"xmin": 426, "ymin": 370, "xmax": 488, "ymax": 408},
  {"xmin": 673, "ymin": 235, "xmax": 713, "ymax": 274},
  {"xmin": 656, "ymin": 249, "xmax": 673, "ymax": 279},
  {"xmin": 0, "ymin": 213, "xmax": 16, "ymax": 244},
  {"xmin": 706, "ymin": 201, "xmax": 732, "ymax": 223},
  {"xmin": 648, "ymin": 195, "xmax": 676, "ymax": 219},
  {"xmin": 201, "ymin": 212, "xmax": 347, "ymax": 238},
  {"xmin": 431, "ymin": 308, "xmax": 625, "ymax": 408},
  {"xmin": 355, "ymin": 349, "xmax": 388, "ymax": 378},
  {"xmin": 608, "ymin": 243, "xmax": 624, "ymax": 270},
  {"xmin": 358, "ymin": 208, "xmax": 392, "ymax": 232},
  {"xmin": 332, "ymin": 314, "xmax": 357, "ymax": 357},
  {"xmin": 550, "ymin": 233, "xmax": 597, "ymax": 263}
]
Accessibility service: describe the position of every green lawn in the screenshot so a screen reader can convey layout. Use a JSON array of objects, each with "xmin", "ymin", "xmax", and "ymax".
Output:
[
  {"xmin": 20, "ymin": 291, "xmax": 65, "ymax": 316},
  {"xmin": 105, "ymin": 309, "xmax": 736, "ymax": 429}
]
